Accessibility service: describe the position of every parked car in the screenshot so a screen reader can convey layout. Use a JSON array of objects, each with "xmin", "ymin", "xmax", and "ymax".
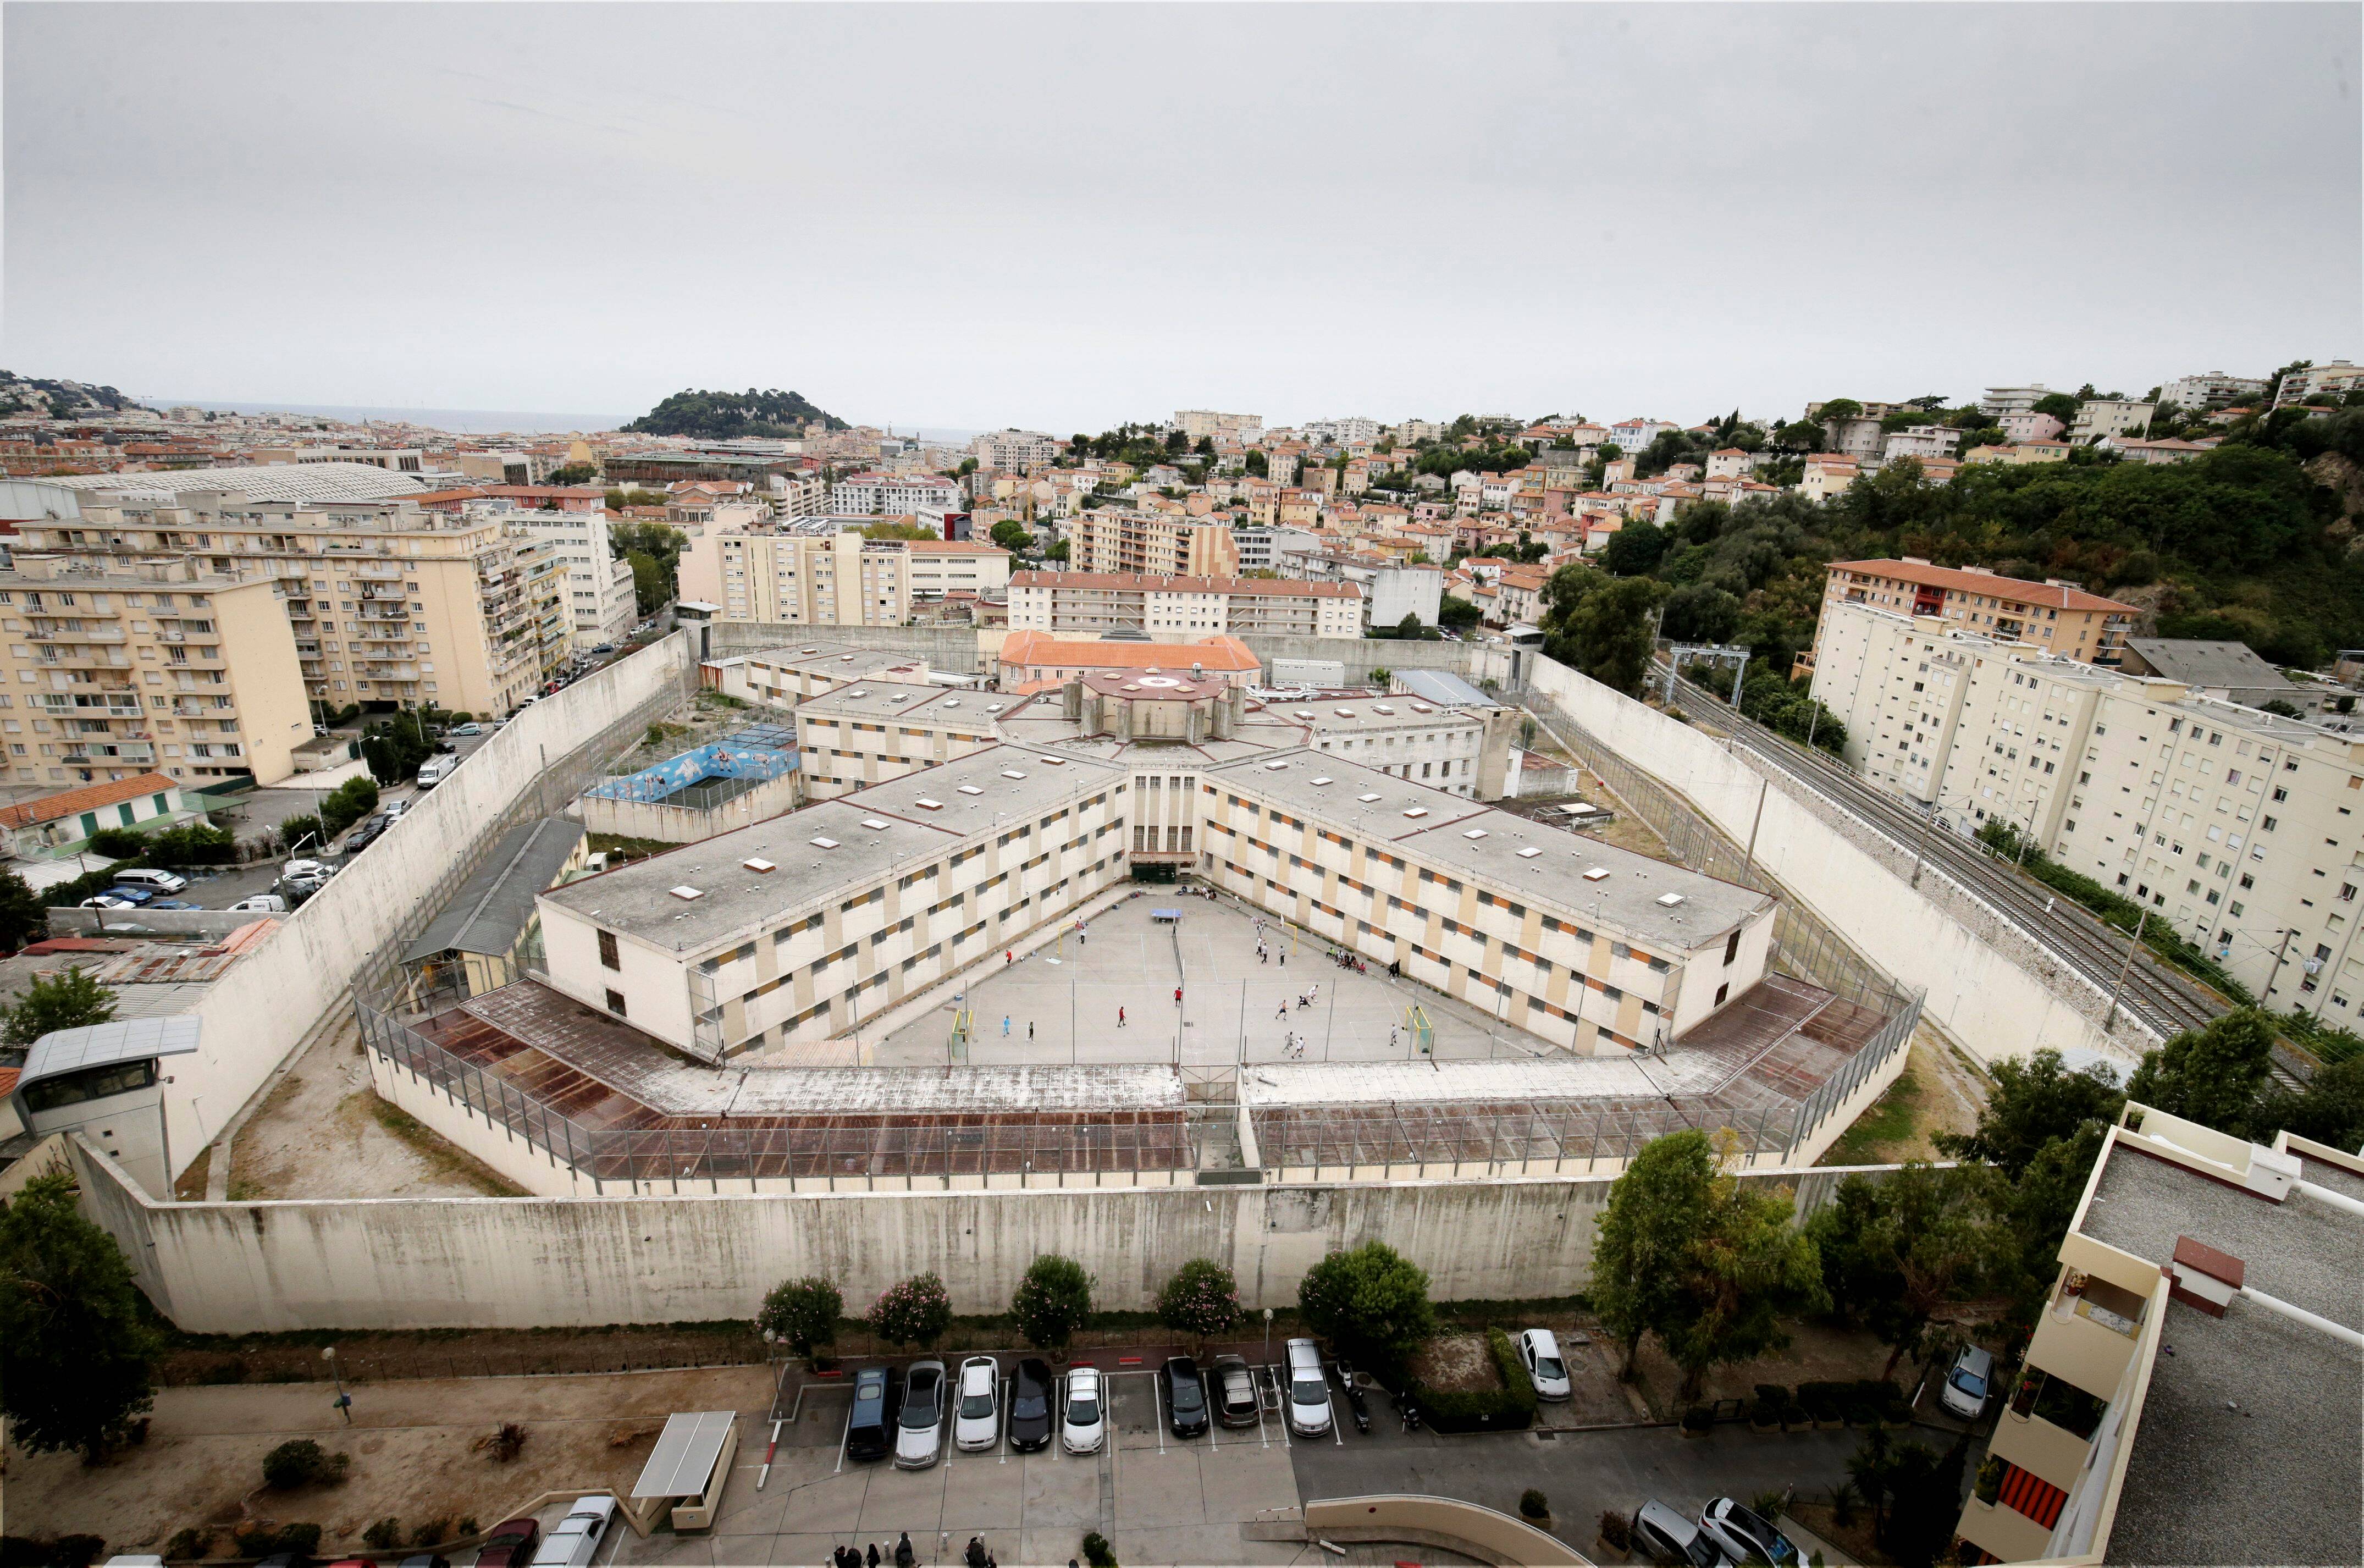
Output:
[
  {"xmin": 1007, "ymin": 1357, "xmax": 1054, "ymax": 1452},
  {"xmin": 1698, "ymin": 1498, "xmax": 1799, "ymax": 1567},
  {"xmin": 384, "ymin": 798, "xmax": 413, "ymax": 819},
  {"xmin": 1941, "ymin": 1343, "xmax": 1997, "ymax": 1421},
  {"xmin": 228, "ymin": 893, "xmax": 291, "ymax": 913},
  {"xmin": 92, "ymin": 884, "xmax": 156, "ymax": 906},
  {"xmin": 451, "ymin": 722, "xmax": 484, "ymax": 737},
  {"xmin": 1283, "ymin": 1339, "xmax": 1332, "ymax": 1437},
  {"xmin": 1061, "ymin": 1366, "xmax": 1106, "ymax": 1454},
  {"xmin": 471, "ymin": 1517, "xmax": 540, "ymax": 1568},
  {"xmin": 1211, "ymin": 1354, "xmax": 1260, "ymax": 1428},
  {"xmin": 954, "ymin": 1355, "xmax": 1001, "ymax": 1451},
  {"xmin": 589, "ymin": 643, "xmax": 616, "ymax": 654},
  {"xmin": 846, "ymin": 1364, "xmax": 900, "ymax": 1462},
  {"xmin": 1517, "ymin": 1328, "xmax": 1572, "ymax": 1401},
  {"xmin": 895, "ymin": 1359, "xmax": 946, "ymax": 1468},
  {"xmin": 1163, "ymin": 1355, "xmax": 1209, "ymax": 1438},
  {"xmin": 395, "ymin": 1557, "xmax": 452, "ymax": 1568},
  {"xmin": 112, "ymin": 867, "xmax": 190, "ymax": 895},
  {"xmin": 80, "ymin": 895, "xmax": 140, "ymax": 910},
  {"xmin": 148, "ymin": 899, "xmax": 201, "ymax": 910},
  {"xmin": 1633, "ymin": 1500, "xmax": 1733, "ymax": 1568},
  {"xmin": 528, "ymin": 1496, "xmax": 616, "ymax": 1568},
  {"xmin": 252, "ymin": 1555, "xmax": 318, "ymax": 1568},
  {"xmin": 283, "ymin": 858, "xmax": 334, "ymax": 881},
  {"xmin": 344, "ymin": 823, "xmax": 384, "ymax": 853}
]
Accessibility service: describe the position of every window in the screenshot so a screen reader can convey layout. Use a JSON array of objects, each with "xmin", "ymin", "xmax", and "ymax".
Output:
[
  {"xmin": 598, "ymin": 929, "xmax": 620, "ymax": 970},
  {"xmin": 1723, "ymin": 930, "xmax": 1741, "ymax": 966},
  {"xmin": 1714, "ymin": 982, "xmax": 1730, "ymax": 1007},
  {"xmin": 604, "ymin": 989, "xmax": 627, "ymax": 1016}
]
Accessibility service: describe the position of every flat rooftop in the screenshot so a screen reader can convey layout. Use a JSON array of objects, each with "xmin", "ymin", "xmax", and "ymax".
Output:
[
  {"xmin": 2081, "ymin": 1141, "xmax": 2362, "ymax": 1567},
  {"xmin": 543, "ymin": 745, "xmax": 1125, "ymax": 954},
  {"xmin": 1205, "ymin": 748, "xmax": 1769, "ymax": 952}
]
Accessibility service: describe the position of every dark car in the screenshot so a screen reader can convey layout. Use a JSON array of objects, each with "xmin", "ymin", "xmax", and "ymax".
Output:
[
  {"xmin": 1006, "ymin": 1357, "xmax": 1054, "ymax": 1452},
  {"xmin": 472, "ymin": 1519, "xmax": 540, "ymax": 1568},
  {"xmin": 846, "ymin": 1363, "xmax": 901, "ymax": 1462},
  {"xmin": 1211, "ymin": 1353, "xmax": 1260, "ymax": 1428},
  {"xmin": 344, "ymin": 823, "xmax": 383, "ymax": 853},
  {"xmin": 253, "ymin": 1555, "xmax": 319, "ymax": 1568},
  {"xmin": 1163, "ymin": 1355, "xmax": 1209, "ymax": 1438},
  {"xmin": 396, "ymin": 1556, "xmax": 453, "ymax": 1568}
]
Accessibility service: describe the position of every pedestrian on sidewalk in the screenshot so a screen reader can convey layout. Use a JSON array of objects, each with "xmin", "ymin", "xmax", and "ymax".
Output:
[
  {"xmin": 1028, "ymin": 1020, "xmax": 1035, "ymax": 1040},
  {"xmin": 1119, "ymin": 1006, "xmax": 1126, "ymax": 1028},
  {"xmin": 1277, "ymin": 1001, "xmax": 1288, "ymax": 1020},
  {"xmin": 867, "ymin": 1544, "xmax": 880, "ymax": 1568},
  {"xmin": 1174, "ymin": 985, "xmax": 1183, "ymax": 1006},
  {"xmin": 896, "ymin": 1533, "xmax": 914, "ymax": 1568}
]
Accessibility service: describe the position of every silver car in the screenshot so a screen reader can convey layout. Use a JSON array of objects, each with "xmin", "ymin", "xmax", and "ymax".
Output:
[
  {"xmin": 1698, "ymin": 1498, "xmax": 1799, "ymax": 1566},
  {"xmin": 894, "ymin": 1359, "xmax": 946, "ymax": 1468},
  {"xmin": 1941, "ymin": 1344, "xmax": 1997, "ymax": 1421}
]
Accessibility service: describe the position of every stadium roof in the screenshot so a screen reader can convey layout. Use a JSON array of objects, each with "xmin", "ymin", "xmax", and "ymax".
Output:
[{"xmin": 45, "ymin": 462, "xmax": 432, "ymax": 503}]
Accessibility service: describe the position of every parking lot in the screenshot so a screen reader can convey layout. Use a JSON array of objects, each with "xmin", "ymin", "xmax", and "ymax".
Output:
[{"xmin": 634, "ymin": 1359, "xmax": 1308, "ymax": 1568}]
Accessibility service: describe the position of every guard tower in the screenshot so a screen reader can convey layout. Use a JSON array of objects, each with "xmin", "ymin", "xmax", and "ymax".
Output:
[{"xmin": 9, "ymin": 1016, "xmax": 201, "ymax": 1200}]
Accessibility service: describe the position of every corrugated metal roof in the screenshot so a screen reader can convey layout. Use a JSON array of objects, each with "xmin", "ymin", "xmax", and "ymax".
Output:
[
  {"xmin": 19, "ymin": 1015, "xmax": 201, "ymax": 1092},
  {"xmin": 1390, "ymin": 667, "xmax": 1492, "ymax": 708},
  {"xmin": 46, "ymin": 463, "xmax": 430, "ymax": 503},
  {"xmin": 402, "ymin": 818, "xmax": 585, "ymax": 964},
  {"xmin": 632, "ymin": 1411, "xmax": 738, "ymax": 1498}
]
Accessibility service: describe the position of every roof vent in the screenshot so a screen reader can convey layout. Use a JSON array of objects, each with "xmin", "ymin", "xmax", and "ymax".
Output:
[
  {"xmin": 1002, "ymin": 769, "xmax": 1027, "ymax": 780},
  {"xmin": 841, "ymin": 654, "xmax": 854, "ymax": 661},
  {"xmin": 669, "ymin": 885, "xmax": 705, "ymax": 901},
  {"xmin": 810, "ymin": 836, "xmax": 840, "ymax": 849},
  {"xmin": 1264, "ymin": 760, "xmax": 1289, "ymax": 771},
  {"xmin": 1311, "ymin": 776, "xmax": 1333, "ymax": 786},
  {"xmin": 850, "ymin": 688, "xmax": 869, "ymax": 697},
  {"xmin": 1583, "ymin": 867, "xmax": 1611, "ymax": 881},
  {"xmin": 1041, "ymin": 755, "xmax": 1065, "ymax": 765},
  {"xmin": 1517, "ymin": 847, "xmax": 1542, "ymax": 858},
  {"xmin": 1403, "ymin": 807, "xmax": 1429, "ymax": 818},
  {"xmin": 802, "ymin": 647, "xmax": 819, "ymax": 654},
  {"xmin": 1373, "ymin": 704, "xmax": 1395, "ymax": 714},
  {"xmin": 958, "ymin": 785, "xmax": 984, "ymax": 796},
  {"xmin": 743, "ymin": 857, "xmax": 776, "ymax": 873},
  {"xmin": 1656, "ymin": 892, "xmax": 1684, "ymax": 907},
  {"xmin": 944, "ymin": 698, "xmax": 960, "ymax": 708},
  {"xmin": 860, "ymin": 818, "xmax": 891, "ymax": 830},
  {"xmin": 1462, "ymin": 828, "xmax": 1487, "ymax": 840},
  {"xmin": 916, "ymin": 797, "xmax": 944, "ymax": 810},
  {"xmin": 1294, "ymin": 709, "xmax": 1316, "ymax": 719},
  {"xmin": 1335, "ymin": 708, "xmax": 1356, "ymax": 717},
  {"xmin": 1411, "ymin": 702, "xmax": 1434, "ymax": 713},
  {"xmin": 890, "ymin": 693, "xmax": 910, "ymax": 704}
]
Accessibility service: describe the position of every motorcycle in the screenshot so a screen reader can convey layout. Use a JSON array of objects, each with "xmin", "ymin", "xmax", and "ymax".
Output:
[
  {"xmin": 1345, "ymin": 1384, "xmax": 1371, "ymax": 1434},
  {"xmin": 1399, "ymin": 1390, "xmax": 1423, "ymax": 1433}
]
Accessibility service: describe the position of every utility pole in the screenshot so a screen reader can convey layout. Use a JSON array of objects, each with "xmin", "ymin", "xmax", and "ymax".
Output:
[
  {"xmin": 1908, "ymin": 808, "xmax": 1939, "ymax": 888},
  {"xmin": 1742, "ymin": 775, "xmax": 1768, "ymax": 881},
  {"xmin": 2104, "ymin": 909, "xmax": 2150, "ymax": 1032},
  {"xmin": 2261, "ymin": 926, "xmax": 2299, "ymax": 1009}
]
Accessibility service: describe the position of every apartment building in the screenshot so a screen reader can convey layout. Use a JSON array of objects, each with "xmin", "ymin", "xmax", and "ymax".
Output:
[
  {"xmin": 1979, "ymin": 385, "xmax": 2053, "ymax": 417},
  {"xmin": 2163, "ymin": 371, "xmax": 2268, "ymax": 410},
  {"xmin": 1799, "ymin": 457, "xmax": 1862, "ymax": 503},
  {"xmin": 1949, "ymin": 1103, "xmax": 2360, "ymax": 1568},
  {"xmin": 1800, "ymin": 559, "xmax": 2135, "ymax": 673},
  {"xmin": 1809, "ymin": 598, "xmax": 2364, "ymax": 1019},
  {"xmin": 515, "ymin": 509, "xmax": 637, "ymax": 648},
  {"xmin": 1881, "ymin": 425, "xmax": 1962, "ymax": 461},
  {"xmin": 968, "ymin": 429, "xmax": 1062, "ymax": 473},
  {"xmin": 1231, "ymin": 525, "xmax": 1323, "ymax": 573},
  {"xmin": 1066, "ymin": 509, "xmax": 1240, "ymax": 578},
  {"xmin": 1608, "ymin": 417, "xmax": 1677, "ymax": 451},
  {"xmin": 2067, "ymin": 400, "xmax": 2155, "ymax": 444},
  {"xmin": 1819, "ymin": 416, "xmax": 1886, "ymax": 461},
  {"xmin": 1174, "ymin": 410, "xmax": 1263, "ymax": 444},
  {"xmin": 537, "ymin": 734, "xmax": 1775, "ymax": 1059},
  {"xmin": 5, "ymin": 479, "xmax": 567, "ymax": 718},
  {"xmin": 1999, "ymin": 410, "xmax": 2065, "ymax": 443},
  {"xmin": 2273, "ymin": 359, "xmax": 2364, "ymax": 406},
  {"xmin": 829, "ymin": 472, "xmax": 964, "ymax": 516},
  {"xmin": 678, "ymin": 521, "xmax": 1010, "ymax": 626},
  {"xmin": 1005, "ymin": 571, "xmax": 1362, "ymax": 639},
  {"xmin": 1282, "ymin": 553, "xmax": 1444, "ymax": 629},
  {"xmin": 0, "ymin": 555, "xmax": 312, "ymax": 786}
]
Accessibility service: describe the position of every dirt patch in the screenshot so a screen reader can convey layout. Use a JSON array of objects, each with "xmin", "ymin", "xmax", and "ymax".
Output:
[
  {"xmin": 1409, "ymin": 1332, "xmax": 1496, "ymax": 1394},
  {"xmin": 161, "ymin": 1325, "xmax": 766, "ymax": 1388},
  {"xmin": 4, "ymin": 1366, "xmax": 763, "ymax": 1556},
  {"xmin": 219, "ymin": 1015, "xmax": 509, "ymax": 1200},
  {"xmin": 1821, "ymin": 1025, "xmax": 1990, "ymax": 1166},
  {"xmin": 1622, "ymin": 1316, "xmax": 1919, "ymax": 1420}
]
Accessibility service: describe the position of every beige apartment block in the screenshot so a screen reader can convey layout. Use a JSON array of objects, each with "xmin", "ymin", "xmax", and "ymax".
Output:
[
  {"xmin": 679, "ymin": 522, "xmax": 1009, "ymax": 626},
  {"xmin": 1799, "ymin": 557, "xmax": 2135, "ymax": 673},
  {"xmin": 0, "ymin": 556, "xmax": 312, "ymax": 786},
  {"xmin": 1808, "ymin": 597, "xmax": 2364, "ymax": 1023},
  {"xmin": 1066, "ymin": 509, "xmax": 1240, "ymax": 577},
  {"xmin": 1006, "ymin": 570, "xmax": 1363, "ymax": 639}
]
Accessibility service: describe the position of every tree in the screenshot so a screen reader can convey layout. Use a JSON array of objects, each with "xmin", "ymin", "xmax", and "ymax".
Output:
[
  {"xmin": 1045, "ymin": 540, "xmax": 1070, "ymax": 563},
  {"xmin": 1808, "ymin": 1163, "xmax": 2016, "ymax": 1377},
  {"xmin": 1600, "ymin": 518, "xmax": 1668, "ymax": 577},
  {"xmin": 0, "ymin": 868, "xmax": 46, "ymax": 952},
  {"xmin": 861, "ymin": 520, "xmax": 940, "ymax": 542},
  {"xmin": 758, "ymin": 1276, "xmax": 843, "ymax": 1361},
  {"xmin": 627, "ymin": 552, "xmax": 666, "ymax": 616},
  {"xmin": 1590, "ymin": 1130, "xmax": 1719, "ymax": 1379},
  {"xmin": 3, "ymin": 968, "xmax": 118, "ymax": 1048},
  {"xmin": 1296, "ymin": 1240, "xmax": 1435, "ymax": 1376},
  {"xmin": 2263, "ymin": 1053, "xmax": 2364, "ymax": 1152},
  {"xmin": 1659, "ymin": 583, "xmax": 1740, "ymax": 644},
  {"xmin": 1157, "ymin": 1258, "xmax": 1242, "ymax": 1347},
  {"xmin": 1934, "ymin": 1048, "xmax": 2123, "ymax": 1179},
  {"xmin": 2126, "ymin": 1008, "xmax": 2277, "ymax": 1138},
  {"xmin": 2031, "ymin": 392, "xmax": 2081, "ymax": 424},
  {"xmin": 990, "ymin": 519, "xmax": 1033, "ymax": 554},
  {"xmin": 1394, "ymin": 611, "xmax": 1424, "ymax": 639},
  {"xmin": 546, "ymin": 463, "xmax": 597, "ymax": 487},
  {"xmin": 1817, "ymin": 399, "xmax": 1863, "ymax": 424},
  {"xmin": 1541, "ymin": 566, "xmax": 1664, "ymax": 695},
  {"xmin": 0, "ymin": 1172, "xmax": 161, "ymax": 1460},
  {"xmin": 1011, "ymin": 1254, "xmax": 1094, "ymax": 1358},
  {"xmin": 1244, "ymin": 450, "xmax": 1268, "ymax": 477},
  {"xmin": 1438, "ymin": 595, "xmax": 1481, "ymax": 631},
  {"xmin": 865, "ymin": 1273, "xmax": 951, "ymax": 1349}
]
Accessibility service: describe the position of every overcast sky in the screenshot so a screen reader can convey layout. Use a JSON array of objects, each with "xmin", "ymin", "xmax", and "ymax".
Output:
[{"xmin": 6, "ymin": 3, "xmax": 2359, "ymax": 433}]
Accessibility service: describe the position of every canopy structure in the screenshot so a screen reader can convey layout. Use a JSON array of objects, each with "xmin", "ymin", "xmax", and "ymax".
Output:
[{"xmin": 631, "ymin": 1411, "xmax": 738, "ymax": 1500}]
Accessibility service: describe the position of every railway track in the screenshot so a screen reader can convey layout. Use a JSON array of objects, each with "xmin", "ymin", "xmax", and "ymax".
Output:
[{"xmin": 1644, "ymin": 668, "xmax": 2317, "ymax": 1092}]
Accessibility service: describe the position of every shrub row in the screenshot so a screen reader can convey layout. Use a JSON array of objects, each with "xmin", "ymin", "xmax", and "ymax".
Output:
[
  {"xmin": 1748, "ymin": 1378, "xmax": 1912, "ymax": 1426},
  {"xmin": 1413, "ymin": 1327, "xmax": 1538, "ymax": 1433}
]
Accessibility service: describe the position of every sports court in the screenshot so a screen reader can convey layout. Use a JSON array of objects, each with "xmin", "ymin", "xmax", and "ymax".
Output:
[{"xmin": 870, "ymin": 887, "xmax": 1558, "ymax": 1070}]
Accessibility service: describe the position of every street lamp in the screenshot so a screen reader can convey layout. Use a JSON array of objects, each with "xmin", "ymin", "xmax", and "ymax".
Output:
[{"xmin": 323, "ymin": 1345, "xmax": 352, "ymax": 1424}]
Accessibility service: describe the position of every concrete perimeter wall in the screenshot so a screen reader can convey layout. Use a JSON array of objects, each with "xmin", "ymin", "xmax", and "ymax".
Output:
[
  {"xmin": 64, "ymin": 1133, "xmax": 1892, "ymax": 1333},
  {"xmin": 572, "ymin": 771, "xmax": 800, "ymax": 844},
  {"xmin": 1526, "ymin": 657, "xmax": 2141, "ymax": 1069},
  {"xmin": 156, "ymin": 635, "xmax": 699, "ymax": 1182}
]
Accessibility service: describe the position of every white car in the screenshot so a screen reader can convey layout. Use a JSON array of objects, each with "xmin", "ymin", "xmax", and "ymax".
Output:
[
  {"xmin": 954, "ymin": 1355, "xmax": 1001, "ymax": 1451},
  {"xmin": 895, "ymin": 1359, "xmax": 946, "ymax": 1469},
  {"xmin": 227, "ymin": 894, "xmax": 290, "ymax": 913},
  {"xmin": 79, "ymin": 895, "xmax": 139, "ymax": 910},
  {"xmin": 529, "ymin": 1495, "xmax": 616, "ymax": 1568},
  {"xmin": 1284, "ymin": 1338, "xmax": 1332, "ymax": 1437},
  {"xmin": 1518, "ymin": 1328, "xmax": 1572, "ymax": 1402},
  {"xmin": 283, "ymin": 858, "xmax": 334, "ymax": 881},
  {"xmin": 1940, "ymin": 1344, "xmax": 1997, "ymax": 1421},
  {"xmin": 1061, "ymin": 1366, "xmax": 1106, "ymax": 1454}
]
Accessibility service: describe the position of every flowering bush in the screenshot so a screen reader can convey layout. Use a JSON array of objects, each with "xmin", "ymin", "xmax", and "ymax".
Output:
[
  {"xmin": 1012, "ymin": 1255, "xmax": 1095, "ymax": 1354},
  {"xmin": 865, "ymin": 1273, "xmax": 951, "ymax": 1348},
  {"xmin": 1157, "ymin": 1258, "xmax": 1242, "ymax": 1343},
  {"xmin": 759, "ymin": 1275, "xmax": 844, "ymax": 1359}
]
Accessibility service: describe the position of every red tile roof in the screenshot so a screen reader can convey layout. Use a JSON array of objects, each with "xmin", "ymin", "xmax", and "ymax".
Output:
[
  {"xmin": 0, "ymin": 772, "xmax": 179, "ymax": 830},
  {"xmin": 1825, "ymin": 559, "xmax": 2136, "ymax": 613}
]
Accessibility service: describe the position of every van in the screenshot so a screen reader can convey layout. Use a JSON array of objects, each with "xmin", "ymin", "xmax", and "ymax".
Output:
[
  {"xmin": 846, "ymin": 1364, "xmax": 901, "ymax": 1462},
  {"xmin": 1283, "ymin": 1338, "xmax": 1331, "ymax": 1437},
  {"xmin": 416, "ymin": 758, "xmax": 452, "ymax": 789},
  {"xmin": 111, "ymin": 867, "xmax": 189, "ymax": 895},
  {"xmin": 228, "ymin": 893, "xmax": 290, "ymax": 914}
]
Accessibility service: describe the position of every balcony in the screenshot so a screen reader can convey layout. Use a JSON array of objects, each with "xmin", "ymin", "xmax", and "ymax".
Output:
[
  {"xmin": 1955, "ymin": 1496, "xmax": 2054, "ymax": 1565},
  {"xmin": 29, "ymin": 626, "xmax": 128, "ymax": 644},
  {"xmin": 1990, "ymin": 1406, "xmax": 2097, "ymax": 1493}
]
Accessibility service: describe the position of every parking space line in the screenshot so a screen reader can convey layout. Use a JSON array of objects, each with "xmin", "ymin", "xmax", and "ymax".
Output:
[
  {"xmin": 998, "ymin": 1376, "xmax": 1012, "ymax": 1464},
  {"xmin": 835, "ymin": 1396, "xmax": 853, "ymax": 1474},
  {"xmin": 1203, "ymin": 1372, "xmax": 1218, "ymax": 1448},
  {"xmin": 1151, "ymin": 1370, "xmax": 1166, "ymax": 1454}
]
